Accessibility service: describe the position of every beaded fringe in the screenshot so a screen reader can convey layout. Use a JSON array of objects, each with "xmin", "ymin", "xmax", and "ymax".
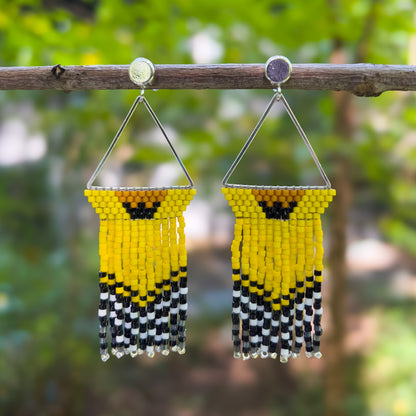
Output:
[
  {"xmin": 85, "ymin": 188, "xmax": 196, "ymax": 361},
  {"xmin": 222, "ymin": 187, "xmax": 335, "ymax": 362}
]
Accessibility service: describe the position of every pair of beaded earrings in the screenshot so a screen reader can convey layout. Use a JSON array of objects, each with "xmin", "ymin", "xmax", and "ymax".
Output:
[{"xmin": 85, "ymin": 56, "xmax": 335, "ymax": 363}]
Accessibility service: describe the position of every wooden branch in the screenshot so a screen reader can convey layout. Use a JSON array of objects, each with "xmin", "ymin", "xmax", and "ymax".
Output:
[{"xmin": 0, "ymin": 63, "xmax": 415, "ymax": 96}]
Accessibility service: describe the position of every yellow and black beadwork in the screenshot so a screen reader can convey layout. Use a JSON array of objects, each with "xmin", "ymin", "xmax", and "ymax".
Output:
[
  {"xmin": 222, "ymin": 186, "xmax": 335, "ymax": 361},
  {"xmin": 85, "ymin": 187, "xmax": 196, "ymax": 360},
  {"xmin": 221, "ymin": 56, "xmax": 336, "ymax": 362},
  {"xmin": 85, "ymin": 58, "xmax": 196, "ymax": 361}
]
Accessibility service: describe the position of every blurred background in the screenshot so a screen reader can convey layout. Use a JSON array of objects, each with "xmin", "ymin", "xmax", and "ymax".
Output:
[{"xmin": 1, "ymin": 1, "xmax": 416, "ymax": 415}]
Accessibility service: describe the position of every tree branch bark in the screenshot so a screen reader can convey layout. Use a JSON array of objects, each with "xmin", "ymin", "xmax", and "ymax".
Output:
[{"xmin": 0, "ymin": 63, "xmax": 415, "ymax": 96}]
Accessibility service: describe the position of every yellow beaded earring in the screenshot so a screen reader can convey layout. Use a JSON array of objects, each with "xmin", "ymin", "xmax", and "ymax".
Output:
[
  {"xmin": 222, "ymin": 56, "xmax": 335, "ymax": 362},
  {"xmin": 84, "ymin": 58, "xmax": 196, "ymax": 361}
]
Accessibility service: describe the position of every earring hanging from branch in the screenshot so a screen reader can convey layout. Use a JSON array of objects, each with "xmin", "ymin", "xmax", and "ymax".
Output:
[
  {"xmin": 84, "ymin": 58, "xmax": 196, "ymax": 361},
  {"xmin": 222, "ymin": 56, "xmax": 336, "ymax": 362}
]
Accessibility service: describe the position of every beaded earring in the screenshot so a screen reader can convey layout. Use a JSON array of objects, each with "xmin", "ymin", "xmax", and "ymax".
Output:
[
  {"xmin": 84, "ymin": 58, "xmax": 196, "ymax": 361},
  {"xmin": 222, "ymin": 56, "xmax": 335, "ymax": 362}
]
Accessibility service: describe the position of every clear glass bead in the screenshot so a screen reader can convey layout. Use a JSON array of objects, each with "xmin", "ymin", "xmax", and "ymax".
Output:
[
  {"xmin": 280, "ymin": 355, "xmax": 289, "ymax": 363},
  {"xmin": 101, "ymin": 352, "xmax": 110, "ymax": 362}
]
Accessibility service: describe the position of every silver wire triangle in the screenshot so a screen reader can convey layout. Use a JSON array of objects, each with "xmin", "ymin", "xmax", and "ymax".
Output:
[
  {"xmin": 86, "ymin": 94, "xmax": 194, "ymax": 189},
  {"xmin": 222, "ymin": 90, "xmax": 331, "ymax": 189}
]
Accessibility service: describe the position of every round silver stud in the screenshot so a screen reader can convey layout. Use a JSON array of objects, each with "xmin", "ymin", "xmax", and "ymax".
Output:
[
  {"xmin": 129, "ymin": 57, "xmax": 155, "ymax": 87},
  {"xmin": 265, "ymin": 55, "xmax": 292, "ymax": 85}
]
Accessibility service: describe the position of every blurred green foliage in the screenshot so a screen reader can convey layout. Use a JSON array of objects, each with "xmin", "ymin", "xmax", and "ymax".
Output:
[{"xmin": 0, "ymin": 0, "xmax": 416, "ymax": 415}]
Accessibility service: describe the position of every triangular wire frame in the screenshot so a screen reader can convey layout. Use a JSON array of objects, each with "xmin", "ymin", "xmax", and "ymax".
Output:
[
  {"xmin": 86, "ymin": 94, "xmax": 194, "ymax": 190},
  {"xmin": 222, "ymin": 90, "xmax": 331, "ymax": 189}
]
